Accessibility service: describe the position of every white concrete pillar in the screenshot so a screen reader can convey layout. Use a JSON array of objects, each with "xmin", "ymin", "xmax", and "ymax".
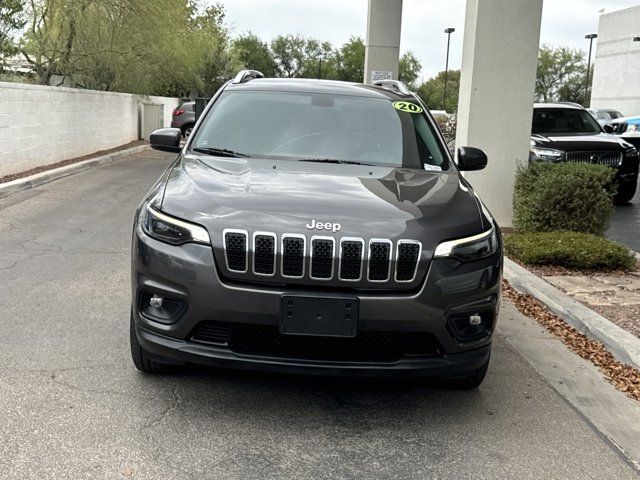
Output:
[
  {"xmin": 364, "ymin": 0, "xmax": 403, "ymax": 84},
  {"xmin": 455, "ymin": 0, "xmax": 543, "ymax": 227}
]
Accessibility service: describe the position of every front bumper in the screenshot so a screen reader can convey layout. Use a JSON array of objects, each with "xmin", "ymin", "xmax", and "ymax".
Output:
[{"xmin": 131, "ymin": 226, "xmax": 502, "ymax": 376}]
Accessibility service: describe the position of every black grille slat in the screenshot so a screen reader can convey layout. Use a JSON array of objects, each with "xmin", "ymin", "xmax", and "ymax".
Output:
[
  {"xmin": 564, "ymin": 151, "xmax": 623, "ymax": 167},
  {"xmin": 225, "ymin": 323, "xmax": 441, "ymax": 361},
  {"xmin": 311, "ymin": 238, "xmax": 334, "ymax": 279},
  {"xmin": 190, "ymin": 321, "xmax": 232, "ymax": 345},
  {"xmin": 368, "ymin": 241, "xmax": 391, "ymax": 281},
  {"xmin": 282, "ymin": 236, "xmax": 305, "ymax": 277},
  {"xmin": 339, "ymin": 240, "xmax": 363, "ymax": 280},
  {"xmin": 396, "ymin": 242, "xmax": 420, "ymax": 281},
  {"xmin": 254, "ymin": 234, "xmax": 275, "ymax": 275},
  {"xmin": 225, "ymin": 232, "xmax": 247, "ymax": 272}
]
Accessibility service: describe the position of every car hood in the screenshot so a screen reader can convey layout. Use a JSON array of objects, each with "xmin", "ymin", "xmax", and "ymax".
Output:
[
  {"xmin": 531, "ymin": 133, "xmax": 632, "ymax": 151},
  {"xmin": 160, "ymin": 154, "xmax": 488, "ymax": 249}
]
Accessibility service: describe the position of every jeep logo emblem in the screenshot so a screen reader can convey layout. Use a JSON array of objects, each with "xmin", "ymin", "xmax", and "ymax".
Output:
[{"xmin": 306, "ymin": 219, "xmax": 342, "ymax": 233}]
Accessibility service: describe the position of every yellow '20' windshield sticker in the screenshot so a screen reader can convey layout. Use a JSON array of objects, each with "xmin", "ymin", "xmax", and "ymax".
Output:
[{"xmin": 392, "ymin": 101, "xmax": 423, "ymax": 113}]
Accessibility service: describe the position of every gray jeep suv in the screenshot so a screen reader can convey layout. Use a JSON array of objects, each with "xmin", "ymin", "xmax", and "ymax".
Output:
[{"xmin": 131, "ymin": 70, "xmax": 502, "ymax": 388}]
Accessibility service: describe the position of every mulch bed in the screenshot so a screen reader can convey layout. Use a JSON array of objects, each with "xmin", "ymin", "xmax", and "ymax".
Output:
[
  {"xmin": 0, "ymin": 140, "xmax": 146, "ymax": 184},
  {"xmin": 512, "ymin": 258, "xmax": 640, "ymax": 278},
  {"xmin": 502, "ymin": 280, "xmax": 640, "ymax": 402}
]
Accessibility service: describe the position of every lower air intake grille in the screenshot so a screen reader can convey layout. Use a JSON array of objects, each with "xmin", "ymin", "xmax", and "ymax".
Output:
[
  {"xmin": 225, "ymin": 231, "xmax": 247, "ymax": 272},
  {"xmin": 311, "ymin": 238, "xmax": 334, "ymax": 279},
  {"xmin": 253, "ymin": 234, "xmax": 275, "ymax": 275},
  {"xmin": 368, "ymin": 241, "xmax": 392, "ymax": 281},
  {"xmin": 225, "ymin": 323, "xmax": 442, "ymax": 361},
  {"xmin": 190, "ymin": 321, "xmax": 232, "ymax": 346},
  {"xmin": 396, "ymin": 241, "xmax": 421, "ymax": 281}
]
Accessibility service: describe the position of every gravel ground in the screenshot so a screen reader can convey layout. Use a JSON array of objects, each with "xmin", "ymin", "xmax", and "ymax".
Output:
[{"xmin": 590, "ymin": 304, "xmax": 640, "ymax": 339}]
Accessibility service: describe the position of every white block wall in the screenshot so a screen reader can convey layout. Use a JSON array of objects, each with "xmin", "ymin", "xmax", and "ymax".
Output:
[
  {"xmin": 590, "ymin": 5, "xmax": 640, "ymax": 116},
  {"xmin": 0, "ymin": 82, "xmax": 179, "ymax": 177}
]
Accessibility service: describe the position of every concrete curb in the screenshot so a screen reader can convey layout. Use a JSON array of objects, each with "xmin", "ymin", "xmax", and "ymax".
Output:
[
  {"xmin": 0, "ymin": 144, "xmax": 150, "ymax": 199},
  {"xmin": 504, "ymin": 257, "xmax": 640, "ymax": 371}
]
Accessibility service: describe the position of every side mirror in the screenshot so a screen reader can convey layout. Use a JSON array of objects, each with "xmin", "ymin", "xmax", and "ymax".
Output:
[
  {"xmin": 150, "ymin": 128, "xmax": 182, "ymax": 153},
  {"xmin": 457, "ymin": 146, "xmax": 487, "ymax": 171},
  {"xmin": 603, "ymin": 124, "xmax": 614, "ymax": 134}
]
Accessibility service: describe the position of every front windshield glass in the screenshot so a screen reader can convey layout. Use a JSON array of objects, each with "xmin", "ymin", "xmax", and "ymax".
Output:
[
  {"xmin": 532, "ymin": 108, "xmax": 602, "ymax": 135},
  {"xmin": 190, "ymin": 91, "xmax": 448, "ymax": 170}
]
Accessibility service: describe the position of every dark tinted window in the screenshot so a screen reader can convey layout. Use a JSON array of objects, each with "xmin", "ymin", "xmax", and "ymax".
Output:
[
  {"xmin": 190, "ymin": 91, "xmax": 448, "ymax": 170},
  {"xmin": 532, "ymin": 108, "xmax": 602, "ymax": 135}
]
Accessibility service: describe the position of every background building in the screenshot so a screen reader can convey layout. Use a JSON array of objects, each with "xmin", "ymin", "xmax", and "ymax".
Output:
[{"xmin": 590, "ymin": 5, "xmax": 640, "ymax": 115}]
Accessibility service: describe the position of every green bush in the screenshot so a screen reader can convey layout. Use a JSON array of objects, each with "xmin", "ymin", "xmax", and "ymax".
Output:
[
  {"xmin": 513, "ymin": 162, "xmax": 615, "ymax": 235},
  {"xmin": 505, "ymin": 231, "xmax": 635, "ymax": 271}
]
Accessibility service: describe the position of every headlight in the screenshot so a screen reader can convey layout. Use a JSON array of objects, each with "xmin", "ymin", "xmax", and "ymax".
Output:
[
  {"xmin": 434, "ymin": 227, "xmax": 498, "ymax": 261},
  {"xmin": 530, "ymin": 147, "xmax": 564, "ymax": 162},
  {"xmin": 141, "ymin": 205, "xmax": 210, "ymax": 246},
  {"xmin": 628, "ymin": 124, "xmax": 638, "ymax": 133}
]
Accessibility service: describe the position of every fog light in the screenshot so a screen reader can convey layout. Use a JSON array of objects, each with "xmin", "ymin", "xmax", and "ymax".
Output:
[
  {"xmin": 149, "ymin": 295, "xmax": 163, "ymax": 307},
  {"xmin": 469, "ymin": 313, "xmax": 482, "ymax": 326},
  {"xmin": 139, "ymin": 291, "xmax": 187, "ymax": 324}
]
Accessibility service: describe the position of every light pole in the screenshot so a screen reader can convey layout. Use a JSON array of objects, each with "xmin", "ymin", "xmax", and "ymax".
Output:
[
  {"xmin": 584, "ymin": 33, "xmax": 597, "ymax": 105},
  {"xmin": 443, "ymin": 27, "xmax": 455, "ymax": 112}
]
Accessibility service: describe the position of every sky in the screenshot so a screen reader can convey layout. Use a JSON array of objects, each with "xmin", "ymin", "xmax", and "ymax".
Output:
[{"xmin": 215, "ymin": 0, "xmax": 640, "ymax": 80}]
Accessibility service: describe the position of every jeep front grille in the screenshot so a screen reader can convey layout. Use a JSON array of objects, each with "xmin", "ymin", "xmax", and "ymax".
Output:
[
  {"xmin": 564, "ymin": 151, "xmax": 623, "ymax": 167},
  {"xmin": 222, "ymin": 231, "xmax": 422, "ymax": 285}
]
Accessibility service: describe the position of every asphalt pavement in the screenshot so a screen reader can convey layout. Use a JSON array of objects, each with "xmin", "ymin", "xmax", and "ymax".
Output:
[
  {"xmin": 609, "ymin": 181, "xmax": 640, "ymax": 251},
  {"xmin": 0, "ymin": 150, "xmax": 638, "ymax": 479}
]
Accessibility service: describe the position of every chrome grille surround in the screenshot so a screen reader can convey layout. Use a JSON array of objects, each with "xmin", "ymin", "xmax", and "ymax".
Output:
[
  {"xmin": 222, "ymin": 231, "xmax": 422, "ymax": 285},
  {"xmin": 338, "ymin": 237, "xmax": 365, "ymax": 281},
  {"xmin": 367, "ymin": 239, "xmax": 393, "ymax": 282},
  {"xmin": 564, "ymin": 151, "xmax": 623, "ymax": 167},
  {"xmin": 281, "ymin": 234, "xmax": 306, "ymax": 278},
  {"xmin": 395, "ymin": 240, "xmax": 422, "ymax": 283},
  {"xmin": 223, "ymin": 228, "xmax": 248, "ymax": 273},
  {"xmin": 252, "ymin": 231, "xmax": 277, "ymax": 276},
  {"xmin": 310, "ymin": 235, "xmax": 336, "ymax": 280}
]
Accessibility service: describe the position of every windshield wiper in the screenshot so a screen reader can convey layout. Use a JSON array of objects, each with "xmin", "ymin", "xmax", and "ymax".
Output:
[
  {"xmin": 297, "ymin": 158, "xmax": 375, "ymax": 166},
  {"xmin": 192, "ymin": 147, "xmax": 251, "ymax": 158}
]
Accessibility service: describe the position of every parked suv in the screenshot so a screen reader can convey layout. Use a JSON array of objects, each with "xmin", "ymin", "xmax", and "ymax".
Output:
[
  {"xmin": 530, "ymin": 103, "xmax": 639, "ymax": 204},
  {"xmin": 170, "ymin": 101, "xmax": 195, "ymax": 137},
  {"xmin": 131, "ymin": 71, "xmax": 502, "ymax": 389}
]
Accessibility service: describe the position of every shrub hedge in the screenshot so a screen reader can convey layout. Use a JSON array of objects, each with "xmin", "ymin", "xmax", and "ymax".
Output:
[
  {"xmin": 505, "ymin": 231, "xmax": 635, "ymax": 271},
  {"xmin": 513, "ymin": 162, "xmax": 615, "ymax": 235}
]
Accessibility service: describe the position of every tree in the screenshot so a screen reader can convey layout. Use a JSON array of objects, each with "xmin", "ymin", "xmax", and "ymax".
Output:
[
  {"xmin": 536, "ymin": 44, "xmax": 588, "ymax": 105},
  {"xmin": 398, "ymin": 51, "xmax": 421, "ymax": 90},
  {"xmin": 334, "ymin": 36, "xmax": 365, "ymax": 82},
  {"xmin": 0, "ymin": 0, "xmax": 26, "ymax": 71},
  {"xmin": 19, "ymin": 0, "xmax": 232, "ymax": 96},
  {"xmin": 233, "ymin": 32, "xmax": 277, "ymax": 77},
  {"xmin": 270, "ymin": 34, "xmax": 307, "ymax": 78},
  {"xmin": 417, "ymin": 69, "xmax": 461, "ymax": 112}
]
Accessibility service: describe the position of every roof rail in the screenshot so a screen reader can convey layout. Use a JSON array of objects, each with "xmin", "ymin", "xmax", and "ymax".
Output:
[
  {"xmin": 232, "ymin": 69, "xmax": 265, "ymax": 84},
  {"xmin": 372, "ymin": 79, "xmax": 411, "ymax": 95}
]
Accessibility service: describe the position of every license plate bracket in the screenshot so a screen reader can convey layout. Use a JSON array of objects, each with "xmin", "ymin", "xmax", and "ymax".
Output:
[{"xmin": 280, "ymin": 295, "xmax": 359, "ymax": 338}]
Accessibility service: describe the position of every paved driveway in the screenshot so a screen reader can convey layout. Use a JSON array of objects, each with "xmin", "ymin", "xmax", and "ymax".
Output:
[
  {"xmin": 0, "ymin": 150, "xmax": 637, "ymax": 479},
  {"xmin": 609, "ymin": 182, "xmax": 640, "ymax": 251}
]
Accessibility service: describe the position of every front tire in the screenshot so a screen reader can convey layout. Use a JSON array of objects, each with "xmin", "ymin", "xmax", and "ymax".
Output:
[
  {"xmin": 439, "ymin": 356, "xmax": 490, "ymax": 389},
  {"xmin": 613, "ymin": 182, "xmax": 637, "ymax": 205},
  {"xmin": 130, "ymin": 312, "xmax": 173, "ymax": 374}
]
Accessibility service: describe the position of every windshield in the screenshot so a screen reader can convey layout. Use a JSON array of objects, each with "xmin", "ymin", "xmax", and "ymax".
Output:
[
  {"xmin": 190, "ymin": 91, "xmax": 449, "ymax": 170},
  {"xmin": 532, "ymin": 108, "xmax": 602, "ymax": 135}
]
